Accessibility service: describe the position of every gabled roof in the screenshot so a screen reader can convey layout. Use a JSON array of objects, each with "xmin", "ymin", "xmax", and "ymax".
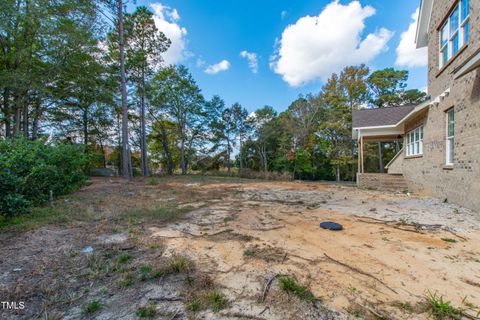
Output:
[
  {"xmin": 352, "ymin": 105, "xmax": 416, "ymax": 129},
  {"xmin": 415, "ymin": 0, "xmax": 434, "ymax": 48}
]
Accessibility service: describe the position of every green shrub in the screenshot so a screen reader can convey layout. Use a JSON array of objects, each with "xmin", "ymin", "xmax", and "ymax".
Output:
[
  {"xmin": 0, "ymin": 138, "xmax": 87, "ymax": 217},
  {"xmin": 425, "ymin": 292, "xmax": 463, "ymax": 319}
]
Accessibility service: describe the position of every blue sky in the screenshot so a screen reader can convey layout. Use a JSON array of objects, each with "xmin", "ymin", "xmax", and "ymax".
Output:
[{"xmin": 132, "ymin": 0, "xmax": 428, "ymax": 113}]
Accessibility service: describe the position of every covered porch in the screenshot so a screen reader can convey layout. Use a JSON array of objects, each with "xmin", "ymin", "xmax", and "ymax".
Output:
[
  {"xmin": 355, "ymin": 130, "xmax": 407, "ymax": 192},
  {"xmin": 356, "ymin": 132, "xmax": 404, "ymax": 175},
  {"xmin": 352, "ymin": 104, "xmax": 418, "ymax": 192},
  {"xmin": 352, "ymin": 101, "xmax": 432, "ymax": 191}
]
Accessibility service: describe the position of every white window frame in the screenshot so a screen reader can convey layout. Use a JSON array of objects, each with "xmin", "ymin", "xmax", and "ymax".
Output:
[
  {"xmin": 446, "ymin": 109, "xmax": 455, "ymax": 165},
  {"xmin": 406, "ymin": 126, "xmax": 424, "ymax": 157},
  {"xmin": 439, "ymin": 0, "xmax": 470, "ymax": 68}
]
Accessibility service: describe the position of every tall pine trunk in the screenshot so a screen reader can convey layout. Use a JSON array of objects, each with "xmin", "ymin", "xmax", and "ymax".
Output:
[
  {"xmin": 238, "ymin": 136, "xmax": 243, "ymax": 174},
  {"xmin": 226, "ymin": 136, "xmax": 231, "ymax": 173},
  {"xmin": 140, "ymin": 67, "xmax": 149, "ymax": 176},
  {"xmin": 83, "ymin": 108, "xmax": 88, "ymax": 146},
  {"xmin": 118, "ymin": 0, "xmax": 131, "ymax": 180},
  {"xmin": 158, "ymin": 121, "xmax": 173, "ymax": 175},
  {"xmin": 180, "ymin": 134, "xmax": 186, "ymax": 175}
]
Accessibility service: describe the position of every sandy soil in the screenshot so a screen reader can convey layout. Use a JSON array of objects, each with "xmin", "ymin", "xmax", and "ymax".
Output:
[
  {"xmin": 148, "ymin": 180, "xmax": 480, "ymax": 319},
  {"xmin": 1, "ymin": 176, "xmax": 479, "ymax": 320}
]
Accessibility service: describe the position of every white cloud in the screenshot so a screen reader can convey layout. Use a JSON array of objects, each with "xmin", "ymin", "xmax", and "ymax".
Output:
[
  {"xmin": 271, "ymin": 0, "xmax": 393, "ymax": 87},
  {"xmin": 205, "ymin": 60, "xmax": 231, "ymax": 74},
  {"xmin": 240, "ymin": 50, "xmax": 258, "ymax": 73},
  {"xmin": 150, "ymin": 3, "xmax": 188, "ymax": 65},
  {"xmin": 395, "ymin": 8, "xmax": 428, "ymax": 68}
]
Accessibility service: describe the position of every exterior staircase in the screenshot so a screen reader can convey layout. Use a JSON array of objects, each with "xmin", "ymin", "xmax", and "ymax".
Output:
[{"xmin": 357, "ymin": 173, "xmax": 408, "ymax": 192}]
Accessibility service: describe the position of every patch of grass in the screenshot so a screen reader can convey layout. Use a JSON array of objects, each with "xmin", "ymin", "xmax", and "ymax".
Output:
[
  {"xmin": 278, "ymin": 276, "xmax": 316, "ymax": 302},
  {"xmin": 118, "ymin": 272, "xmax": 136, "ymax": 288},
  {"xmin": 152, "ymin": 255, "xmax": 193, "ymax": 278},
  {"xmin": 441, "ymin": 238, "xmax": 457, "ymax": 243},
  {"xmin": 185, "ymin": 291, "xmax": 227, "ymax": 313},
  {"xmin": 167, "ymin": 255, "xmax": 193, "ymax": 273},
  {"xmin": 0, "ymin": 206, "xmax": 69, "ymax": 231},
  {"xmin": 83, "ymin": 299, "xmax": 102, "ymax": 316},
  {"xmin": 398, "ymin": 301, "xmax": 414, "ymax": 312},
  {"xmin": 205, "ymin": 291, "xmax": 227, "ymax": 312},
  {"xmin": 136, "ymin": 304, "xmax": 157, "ymax": 318},
  {"xmin": 243, "ymin": 249, "xmax": 255, "ymax": 257},
  {"xmin": 86, "ymin": 253, "xmax": 111, "ymax": 278},
  {"xmin": 148, "ymin": 242, "xmax": 165, "ymax": 252},
  {"xmin": 425, "ymin": 292, "xmax": 463, "ymax": 319},
  {"xmin": 186, "ymin": 297, "xmax": 204, "ymax": 312},
  {"xmin": 116, "ymin": 252, "xmax": 133, "ymax": 264},
  {"xmin": 184, "ymin": 274, "xmax": 226, "ymax": 313},
  {"xmin": 139, "ymin": 265, "xmax": 153, "ymax": 281}
]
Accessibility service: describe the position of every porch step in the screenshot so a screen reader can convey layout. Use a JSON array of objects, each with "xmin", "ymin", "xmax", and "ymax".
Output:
[{"xmin": 357, "ymin": 173, "xmax": 408, "ymax": 192}]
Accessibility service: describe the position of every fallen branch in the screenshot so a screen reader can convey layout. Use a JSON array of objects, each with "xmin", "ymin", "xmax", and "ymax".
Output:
[
  {"xmin": 260, "ymin": 273, "xmax": 287, "ymax": 303},
  {"xmin": 355, "ymin": 217, "xmax": 468, "ymax": 240},
  {"xmin": 180, "ymin": 228, "xmax": 233, "ymax": 238},
  {"xmin": 148, "ymin": 296, "xmax": 183, "ymax": 302},
  {"xmin": 258, "ymin": 306, "xmax": 269, "ymax": 315},
  {"xmin": 252, "ymin": 226, "xmax": 285, "ymax": 231},
  {"xmin": 410, "ymin": 222, "xmax": 443, "ymax": 231},
  {"xmin": 389, "ymin": 225, "xmax": 428, "ymax": 234},
  {"xmin": 323, "ymin": 253, "xmax": 398, "ymax": 294},
  {"xmin": 352, "ymin": 215, "xmax": 398, "ymax": 224}
]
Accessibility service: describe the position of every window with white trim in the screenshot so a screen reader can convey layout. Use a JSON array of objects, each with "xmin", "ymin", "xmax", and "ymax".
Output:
[
  {"xmin": 406, "ymin": 126, "xmax": 424, "ymax": 157},
  {"xmin": 446, "ymin": 109, "xmax": 455, "ymax": 165},
  {"xmin": 439, "ymin": 0, "xmax": 470, "ymax": 68}
]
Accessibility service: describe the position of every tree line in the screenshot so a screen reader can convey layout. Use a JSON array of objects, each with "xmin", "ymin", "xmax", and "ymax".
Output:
[{"xmin": 0, "ymin": 0, "xmax": 427, "ymax": 181}]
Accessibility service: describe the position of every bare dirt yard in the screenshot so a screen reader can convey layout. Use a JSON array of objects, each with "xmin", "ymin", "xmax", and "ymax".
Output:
[{"xmin": 1, "ymin": 176, "xmax": 479, "ymax": 320}]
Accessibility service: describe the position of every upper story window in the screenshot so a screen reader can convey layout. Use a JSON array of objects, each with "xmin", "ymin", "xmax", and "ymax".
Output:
[
  {"xmin": 406, "ymin": 126, "xmax": 424, "ymax": 157},
  {"xmin": 439, "ymin": 0, "xmax": 470, "ymax": 68}
]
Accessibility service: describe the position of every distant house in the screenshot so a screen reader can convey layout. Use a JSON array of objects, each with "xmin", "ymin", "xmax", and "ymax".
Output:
[{"xmin": 353, "ymin": 0, "xmax": 480, "ymax": 211}]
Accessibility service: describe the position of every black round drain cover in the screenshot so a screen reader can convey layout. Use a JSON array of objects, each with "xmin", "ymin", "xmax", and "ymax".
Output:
[{"xmin": 320, "ymin": 221, "xmax": 343, "ymax": 231}]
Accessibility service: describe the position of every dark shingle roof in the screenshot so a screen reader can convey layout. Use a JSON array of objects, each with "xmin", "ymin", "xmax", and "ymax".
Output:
[{"xmin": 352, "ymin": 105, "xmax": 416, "ymax": 128}]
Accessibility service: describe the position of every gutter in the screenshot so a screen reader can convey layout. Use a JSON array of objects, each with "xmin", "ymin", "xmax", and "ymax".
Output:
[{"xmin": 453, "ymin": 48, "xmax": 480, "ymax": 79}]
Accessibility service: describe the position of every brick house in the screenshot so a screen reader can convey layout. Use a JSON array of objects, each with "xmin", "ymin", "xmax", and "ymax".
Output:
[{"xmin": 353, "ymin": 0, "xmax": 480, "ymax": 211}]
